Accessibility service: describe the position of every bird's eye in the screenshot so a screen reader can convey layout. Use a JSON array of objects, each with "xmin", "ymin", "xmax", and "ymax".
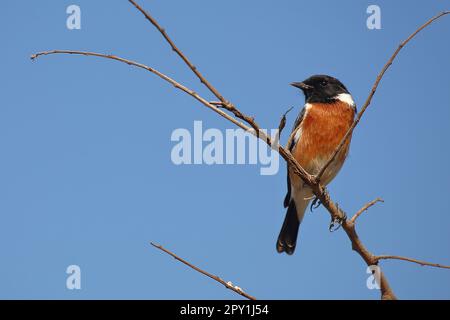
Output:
[{"xmin": 320, "ymin": 80, "xmax": 328, "ymax": 87}]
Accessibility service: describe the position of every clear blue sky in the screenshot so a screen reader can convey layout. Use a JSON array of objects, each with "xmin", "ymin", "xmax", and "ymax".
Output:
[{"xmin": 1, "ymin": 0, "xmax": 450, "ymax": 299}]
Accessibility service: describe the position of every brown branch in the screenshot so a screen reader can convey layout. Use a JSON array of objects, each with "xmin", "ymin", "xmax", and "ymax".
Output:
[
  {"xmin": 376, "ymin": 255, "xmax": 450, "ymax": 270},
  {"xmin": 315, "ymin": 11, "xmax": 450, "ymax": 182},
  {"xmin": 30, "ymin": 7, "xmax": 450, "ymax": 301},
  {"xmin": 350, "ymin": 198, "xmax": 384, "ymax": 223},
  {"xmin": 209, "ymin": 101, "xmax": 261, "ymax": 135},
  {"xmin": 31, "ymin": 50, "xmax": 254, "ymax": 134},
  {"xmin": 150, "ymin": 242, "xmax": 256, "ymax": 300},
  {"xmin": 128, "ymin": 0, "xmax": 226, "ymax": 104}
]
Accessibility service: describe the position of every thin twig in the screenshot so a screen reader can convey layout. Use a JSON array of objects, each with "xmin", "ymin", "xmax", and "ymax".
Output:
[
  {"xmin": 315, "ymin": 11, "xmax": 450, "ymax": 182},
  {"xmin": 350, "ymin": 198, "xmax": 384, "ymax": 223},
  {"xmin": 278, "ymin": 106, "xmax": 294, "ymax": 135},
  {"xmin": 128, "ymin": 0, "xmax": 226, "ymax": 103},
  {"xmin": 31, "ymin": 50, "xmax": 252, "ymax": 133},
  {"xmin": 150, "ymin": 242, "xmax": 256, "ymax": 300},
  {"xmin": 376, "ymin": 255, "xmax": 450, "ymax": 270}
]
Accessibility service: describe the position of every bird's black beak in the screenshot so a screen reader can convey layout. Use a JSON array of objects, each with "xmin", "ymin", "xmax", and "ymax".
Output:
[{"xmin": 290, "ymin": 82, "xmax": 313, "ymax": 91}]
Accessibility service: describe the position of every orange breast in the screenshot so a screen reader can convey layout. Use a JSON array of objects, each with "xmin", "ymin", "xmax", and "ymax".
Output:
[{"xmin": 292, "ymin": 101, "xmax": 355, "ymax": 175}]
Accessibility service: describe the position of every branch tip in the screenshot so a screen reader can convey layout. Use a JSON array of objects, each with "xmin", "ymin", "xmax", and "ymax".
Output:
[
  {"xmin": 149, "ymin": 242, "xmax": 256, "ymax": 300},
  {"xmin": 350, "ymin": 198, "xmax": 384, "ymax": 223},
  {"xmin": 376, "ymin": 255, "xmax": 450, "ymax": 270}
]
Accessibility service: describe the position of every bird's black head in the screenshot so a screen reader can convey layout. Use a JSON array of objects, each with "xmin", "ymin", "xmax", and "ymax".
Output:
[{"xmin": 291, "ymin": 75, "xmax": 350, "ymax": 104}]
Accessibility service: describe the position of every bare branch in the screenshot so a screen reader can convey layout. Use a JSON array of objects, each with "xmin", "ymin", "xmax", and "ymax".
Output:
[
  {"xmin": 350, "ymin": 198, "xmax": 384, "ymax": 223},
  {"xmin": 376, "ymin": 255, "xmax": 450, "ymax": 270},
  {"xmin": 128, "ymin": 0, "xmax": 226, "ymax": 104},
  {"xmin": 150, "ymin": 242, "xmax": 256, "ymax": 300},
  {"xmin": 315, "ymin": 11, "xmax": 450, "ymax": 182},
  {"xmin": 31, "ymin": 50, "xmax": 253, "ymax": 134}
]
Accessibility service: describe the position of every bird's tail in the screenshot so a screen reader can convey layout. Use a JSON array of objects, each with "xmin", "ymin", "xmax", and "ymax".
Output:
[{"xmin": 276, "ymin": 193, "xmax": 310, "ymax": 255}]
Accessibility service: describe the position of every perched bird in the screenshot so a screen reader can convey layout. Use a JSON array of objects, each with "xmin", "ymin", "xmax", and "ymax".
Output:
[{"xmin": 277, "ymin": 75, "xmax": 356, "ymax": 255}]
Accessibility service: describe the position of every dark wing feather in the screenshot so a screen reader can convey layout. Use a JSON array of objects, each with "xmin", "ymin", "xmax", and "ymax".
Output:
[
  {"xmin": 288, "ymin": 107, "xmax": 305, "ymax": 151},
  {"xmin": 283, "ymin": 107, "xmax": 306, "ymax": 208}
]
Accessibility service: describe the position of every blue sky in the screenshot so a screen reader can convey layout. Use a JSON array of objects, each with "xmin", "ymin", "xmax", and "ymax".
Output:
[{"xmin": 1, "ymin": 0, "xmax": 450, "ymax": 299}]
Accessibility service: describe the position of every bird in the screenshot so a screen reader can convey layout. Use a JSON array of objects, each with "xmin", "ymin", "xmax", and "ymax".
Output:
[{"xmin": 276, "ymin": 75, "xmax": 356, "ymax": 255}]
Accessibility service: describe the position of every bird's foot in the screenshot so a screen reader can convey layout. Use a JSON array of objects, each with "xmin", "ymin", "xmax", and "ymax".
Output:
[
  {"xmin": 328, "ymin": 203, "xmax": 346, "ymax": 232},
  {"xmin": 310, "ymin": 196, "xmax": 322, "ymax": 212}
]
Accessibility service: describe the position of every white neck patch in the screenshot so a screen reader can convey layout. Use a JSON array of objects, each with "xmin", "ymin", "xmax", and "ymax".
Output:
[{"xmin": 336, "ymin": 93, "xmax": 355, "ymax": 107}]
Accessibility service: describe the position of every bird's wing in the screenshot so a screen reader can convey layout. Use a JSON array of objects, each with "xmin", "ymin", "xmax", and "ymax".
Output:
[
  {"xmin": 287, "ymin": 107, "xmax": 306, "ymax": 151},
  {"xmin": 284, "ymin": 107, "xmax": 306, "ymax": 208}
]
